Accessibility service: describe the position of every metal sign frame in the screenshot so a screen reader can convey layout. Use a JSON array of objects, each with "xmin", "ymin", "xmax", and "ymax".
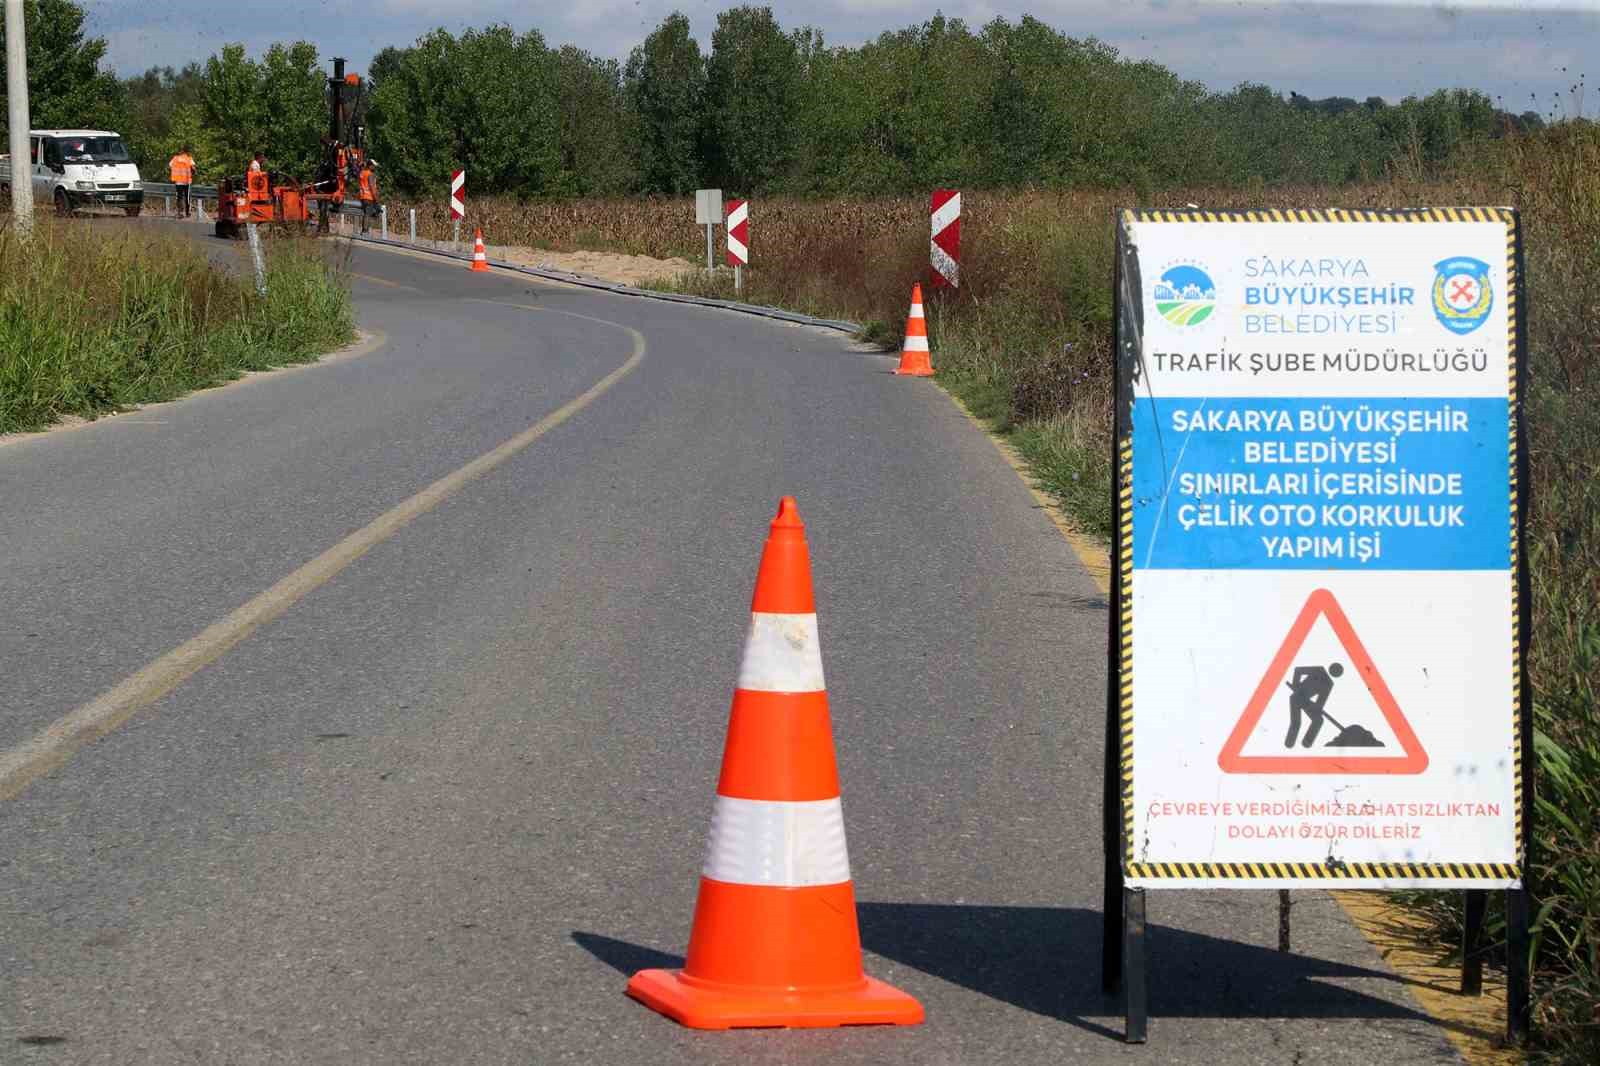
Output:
[{"xmin": 1100, "ymin": 206, "xmax": 1533, "ymax": 1045}]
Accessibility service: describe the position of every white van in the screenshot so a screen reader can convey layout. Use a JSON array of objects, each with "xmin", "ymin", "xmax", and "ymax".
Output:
[{"xmin": 0, "ymin": 129, "xmax": 144, "ymax": 216}]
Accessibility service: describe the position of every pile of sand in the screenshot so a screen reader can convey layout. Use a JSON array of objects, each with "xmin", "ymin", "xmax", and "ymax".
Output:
[{"xmin": 495, "ymin": 248, "xmax": 696, "ymax": 288}]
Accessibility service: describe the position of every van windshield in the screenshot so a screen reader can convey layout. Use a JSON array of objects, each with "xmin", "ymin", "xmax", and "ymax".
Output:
[{"xmin": 51, "ymin": 137, "xmax": 131, "ymax": 164}]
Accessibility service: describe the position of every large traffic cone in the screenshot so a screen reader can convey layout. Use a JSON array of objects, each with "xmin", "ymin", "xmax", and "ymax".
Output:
[
  {"xmin": 627, "ymin": 498, "xmax": 924, "ymax": 1030},
  {"xmin": 894, "ymin": 283, "xmax": 933, "ymax": 376},
  {"xmin": 470, "ymin": 228, "xmax": 489, "ymax": 272}
]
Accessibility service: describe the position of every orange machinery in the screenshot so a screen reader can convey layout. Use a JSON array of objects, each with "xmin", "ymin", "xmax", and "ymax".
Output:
[{"xmin": 213, "ymin": 58, "xmax": 368, "ymax": 238}]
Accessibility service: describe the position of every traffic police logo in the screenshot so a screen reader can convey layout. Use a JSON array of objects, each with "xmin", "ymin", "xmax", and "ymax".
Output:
[
  {"xmin": 1431, "ymin": 256, "xmax": 1493, "ymax": 335},
  {"xmin": 1154, "ymin": 264, "xmax": 1217, "ymax": 326}
]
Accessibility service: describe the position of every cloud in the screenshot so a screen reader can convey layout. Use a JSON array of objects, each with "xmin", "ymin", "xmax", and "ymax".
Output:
[{"xmin": 86, "ymin": 0, "xmax": 1595, "ymax": 110}]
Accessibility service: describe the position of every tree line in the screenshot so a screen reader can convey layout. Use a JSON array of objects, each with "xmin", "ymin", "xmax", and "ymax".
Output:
[{"xmin": 5, "ymin": 0, "xmax": 1551, "ymax": 194}]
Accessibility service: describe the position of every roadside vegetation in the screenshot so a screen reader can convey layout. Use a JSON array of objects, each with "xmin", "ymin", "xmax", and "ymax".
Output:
[{"xmin": 0, "ymin": 220, "xmax": 354, "ymax": 435}]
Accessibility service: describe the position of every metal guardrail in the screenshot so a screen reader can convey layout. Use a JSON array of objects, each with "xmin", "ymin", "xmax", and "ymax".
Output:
[
  {"xmin": 136, "ymin": 186, "xmax": 862, "ymax": 333},
  {"xmin": 344, "ymin": 231, "xmax": 865, "ymax": 336},
  {"xmin": 141, "ymin": 181, "xmax": 366, "ymax": 217}
]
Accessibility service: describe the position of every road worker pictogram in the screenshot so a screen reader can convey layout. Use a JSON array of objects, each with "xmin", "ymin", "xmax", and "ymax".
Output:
[{"xmin": 1218, "ymin": 588, "xmax": 1427, "ymax": 775}]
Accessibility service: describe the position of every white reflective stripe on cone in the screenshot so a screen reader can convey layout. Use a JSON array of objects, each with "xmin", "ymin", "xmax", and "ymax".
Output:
[
  {"xmin": 736, "ymin": 613, "xmax": 825, "ymax": 693},
  {"xmin": 909, "ymin": 303, "xmax": 924, "ymax": 316},
  {"xmin": 902, "ymin": 335, "xmax": 930, "ymax": 352},
  {"xmin": 702, "ymin": 796, "xmax": 851, "ymax": 887}
]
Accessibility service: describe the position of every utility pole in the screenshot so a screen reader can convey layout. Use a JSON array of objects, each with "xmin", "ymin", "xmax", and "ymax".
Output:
[{"xmin": 5, "ymin": 0, "xmax": 33, "ymax": 236}]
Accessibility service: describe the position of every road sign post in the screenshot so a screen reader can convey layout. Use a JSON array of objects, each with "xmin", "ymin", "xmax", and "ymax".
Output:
[
  {"xmin": 725, "ymin": 198, "xmax": 748, "ymax": 293},
  {"xmin": 695, "ymin": 188, "xmax": 723, "ymax": 275},
  {"xmin": 1104, "ymin": 207, "xmax": 1531, "ymax": 1043}
]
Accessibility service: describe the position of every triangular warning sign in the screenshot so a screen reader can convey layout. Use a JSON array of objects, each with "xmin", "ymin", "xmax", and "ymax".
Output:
[{"xmin": 1218, "ymin": 588, "xmax": 1428, "ymax": 775}]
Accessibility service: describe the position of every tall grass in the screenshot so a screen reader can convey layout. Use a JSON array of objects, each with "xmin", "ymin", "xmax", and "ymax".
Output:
[
  {"xmin": 604, "ymin": 127, "xmax": 1600, "ymax": 1059},
  {"xmin": 0, "ymin": 221, "xmax": 354, "ymax": 435}
]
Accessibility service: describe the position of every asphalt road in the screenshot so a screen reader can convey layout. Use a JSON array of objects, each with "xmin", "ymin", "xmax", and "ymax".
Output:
[{"xmin": 0, "ymin": 235, "xmax": 1465, "ymax": 1063}]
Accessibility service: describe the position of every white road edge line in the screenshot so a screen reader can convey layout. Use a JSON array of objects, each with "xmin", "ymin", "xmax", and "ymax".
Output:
[{"xmin": 0, "ymin": 304, "xmax": 646, "ymax": 803}]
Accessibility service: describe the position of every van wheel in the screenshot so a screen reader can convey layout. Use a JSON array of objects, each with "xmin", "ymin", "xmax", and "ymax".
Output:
[
  {"xmin": 124, "ymin": 205, "xmax": 142, "ymax": 218},
  {"xmin": 54, "ymin": 189, "xmax": 72, "ymax": 217}
]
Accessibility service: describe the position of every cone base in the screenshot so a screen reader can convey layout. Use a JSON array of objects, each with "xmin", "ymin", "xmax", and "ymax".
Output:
[
  {"xmin": 893, "ymin": 366, "xmax": 934, "ymax": 376},
  {"xmin": 627, "ymin": 968, "xmax": 924, "ymax": 1030}
]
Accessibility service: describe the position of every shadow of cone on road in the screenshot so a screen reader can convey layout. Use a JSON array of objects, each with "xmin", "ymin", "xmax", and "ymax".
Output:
[
  {"xmin": 584, "ymin": 904, "xmax": 1496, "ymax": 1045},
  {"xmin": 625, "ymin": 497, "xmax": 924, "ymax": 1030},
  {"xmin": 894, "ymin": 283, "xmax": 934, "ymax": 376}
]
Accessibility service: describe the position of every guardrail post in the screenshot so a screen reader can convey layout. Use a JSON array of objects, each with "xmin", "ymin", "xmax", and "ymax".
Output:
[{"xmin": 246, "ymin": 223, "xmax": 268, "ymax": 297}]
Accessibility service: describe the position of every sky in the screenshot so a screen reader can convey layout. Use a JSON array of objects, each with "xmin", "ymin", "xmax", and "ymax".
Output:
[{"xmin": 87, "ymin": 0, "xmax": 1597, "ymax": 115}]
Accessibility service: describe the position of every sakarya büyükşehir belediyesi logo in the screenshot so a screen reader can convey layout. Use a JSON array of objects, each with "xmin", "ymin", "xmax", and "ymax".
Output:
[
  {"xmin": 1154, "ymin": 264, "xmax": 1217, "ymax": 326},
  {"xmin": 1432, "ymin": 256, "xmax": 1493, "ymax": 335}
]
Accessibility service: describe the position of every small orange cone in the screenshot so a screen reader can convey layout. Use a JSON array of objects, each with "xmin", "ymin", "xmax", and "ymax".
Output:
[
  {"xmin": 894, "ymin": 283, "xmax": 933, "ymax": 376},
  {"xmin": 470, "ymin": 229, "xmax": 489, "ymax": 272},
  {"xmin": 627, "ymin": 498, "xmax": 924, "ymax": 1030}
]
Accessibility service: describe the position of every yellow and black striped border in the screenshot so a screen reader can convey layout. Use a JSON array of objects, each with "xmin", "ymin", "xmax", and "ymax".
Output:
[
  {"xmin": 1123, "ymin": 206, "xmax": 1512, "ymax": 224},
  {"xmin": 1126, "ymin": 861, "xmax": 1519, "ymax": 881},
  {"xmin": 1115, "ymin": 207, "xmax": 1525, "ymax": 884}
]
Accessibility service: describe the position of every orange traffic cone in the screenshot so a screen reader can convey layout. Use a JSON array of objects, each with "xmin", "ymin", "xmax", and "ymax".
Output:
[
  {"xmin": 894, "ymin": 283, "xmax": 933, "ymax": 376},
  {"xmin": 627, "ymin": 498, "xmax": 924, "ymax": 1030},
  {"xmin": 470, "ymin": 229, "xmax": 489, "ymax": 272}
]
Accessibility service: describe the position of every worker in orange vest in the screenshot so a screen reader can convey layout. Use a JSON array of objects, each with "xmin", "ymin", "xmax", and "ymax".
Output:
[
  {"xmin": 358, "ymin": 159, "xmax": 379, "ymax": 233},
  {"xmin": 168, "ymin": 146, "xmax": 195, "ymax": 217},
  {"xmin": 246, "ymin": 151, "xmax": 271, "ymax": 223}
]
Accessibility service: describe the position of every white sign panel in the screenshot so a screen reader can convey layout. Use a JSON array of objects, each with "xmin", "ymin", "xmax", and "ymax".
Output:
[
  {"xmin": 695, "ymin": 188, "xmax": 723, "ymax": 226},
  {"xmin": 1114, "ymin": 208, "xmax": 1524, "ymax": 890}
]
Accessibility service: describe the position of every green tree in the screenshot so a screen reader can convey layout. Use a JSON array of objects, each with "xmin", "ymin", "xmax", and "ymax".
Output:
[
  {"xmin": 368, "ymin": 27, "xmax": 559, "ymax": 197},
  {"xmin": 624, "ymin": 13, "xmax": 705, "ymax": 194},
  {"xmin": 257, "ymin": 42, "xmax": 326, "ymax": 175},
  {"xmin": 550, "ymin": 46, "xmax": 638, "ymax": 196},
  {"xmin": 700, "ymin": 6, "xmax": 800, "ymax": 191},
  {"xmin": 198, "ymin": 42, "xmax": 327, "ymax": 177},
  {"xmin": 0, "ymin": 0, "xmax": 127, "ymax": 141},
  {"xmin": 122, "ymin": 63, "xmax": 205, "ymax": 172},
  {"xmin": 199, "ymin": 44, "xmax": 267, "ymax": 174}
]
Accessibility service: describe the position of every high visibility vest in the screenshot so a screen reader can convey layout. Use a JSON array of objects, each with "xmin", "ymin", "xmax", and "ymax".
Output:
[
  {"xmin": 169, "ymin": 154, "xmax": 194, "ymax": 183},
  {"xmin": 358, "ymin": 169, "xmax": 376, "ymax": 202}
]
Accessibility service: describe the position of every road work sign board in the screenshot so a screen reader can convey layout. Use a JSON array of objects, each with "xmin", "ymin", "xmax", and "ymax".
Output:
[{"xmin": 1111, "ymin": 208, "xmax": 1527, "ymax": 890}]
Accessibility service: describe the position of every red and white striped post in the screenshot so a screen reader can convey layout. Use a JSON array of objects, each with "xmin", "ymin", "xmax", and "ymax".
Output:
[
  {"xmin": 930, "ymin": 189, "xmax": 960, "ymax": 289},
  {"xmin": 725, "ymin": 198, "xmax": 748, "ymax": 293},
  {"xmin": 450, "ymin": 168, "xmax": 466, "ymax": 248}
]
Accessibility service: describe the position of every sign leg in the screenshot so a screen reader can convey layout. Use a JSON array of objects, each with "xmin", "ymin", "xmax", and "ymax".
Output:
[
  {"xmin": 1505, "ymin": 887, "xmax": 1531, "ymax": 1045},
  {"xmin": 1461, "ymin": 889, "xmax": 1487, "ymax": 995},
  {"xmin": 1102, "ymin": 848, "xmax": 1123, "ymax": 993},
  {"xmin": 1278, "ymin": 890, "xmax": 1292, "ymax": 952},
  {"xmin": 1123, "ymin": 887, "xmax": 1148, "ymax": 1043}
]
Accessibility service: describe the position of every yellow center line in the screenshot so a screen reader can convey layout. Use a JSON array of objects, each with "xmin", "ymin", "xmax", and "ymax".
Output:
[
  {"xmin": 351, "ymin": 271, "xmax": 419, "ymax": 291},
  {"xmin": 0, "ymin": 304, "xmax": 646, "ymax": 803}
]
